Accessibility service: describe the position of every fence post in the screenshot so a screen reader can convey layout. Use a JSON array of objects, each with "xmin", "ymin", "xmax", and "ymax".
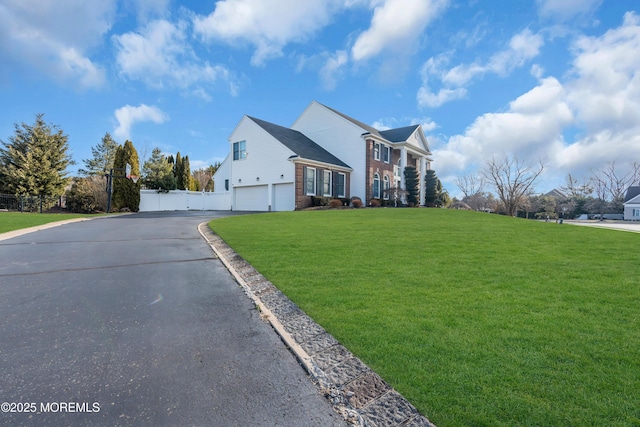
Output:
[{"xmin": 20, "ymin": 196, "xmax": 24, "ymax": 213}]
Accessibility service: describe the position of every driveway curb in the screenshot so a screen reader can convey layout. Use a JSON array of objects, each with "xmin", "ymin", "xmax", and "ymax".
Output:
[
  {"xmin": 0, "ymin": 217, "xmax": 94, "ymax": 242},
  {"xmin": 198, "ymin": 222, "xmax": 436, "ymax": 427}
]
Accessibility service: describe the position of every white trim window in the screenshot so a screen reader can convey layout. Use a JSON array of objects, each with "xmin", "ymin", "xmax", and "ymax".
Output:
[
  {"xmin": 233, "ymin": 140, "xmax": 247, "ymax": 160},
  {"xmin": 336, "ymin": 173, "xmax": 346, "ymax": 198},
  {"xmin": 372, "ymin": 142, "xmax": 380, "ymax": 161},
  {"xmin": 323, "ymin": 170, "xmax": 332, "ymax": 197},
  {"xmin": 305, "ymin": 167, "xmax": 316, "ymax": 195},
  {"xmin": 633, "ymin": 208, "xmax": 640, "ymax": 218},
  {"xmin": 373, "ymin": 173, "xmax": 381, "ymax": 199},
  {"xmin": 383, "ymin": 175, "xmax": 390, "ymax": 200},
  {"xmin": 382, "ymin": 145, "xmax": 390, "ymax": 163}
]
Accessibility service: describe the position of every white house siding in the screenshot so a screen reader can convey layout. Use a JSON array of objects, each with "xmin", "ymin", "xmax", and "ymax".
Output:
[
  {"xmin": 228, "ymin": 117, "xmax": 296, "ymax": 211},
  {"xmin": 273, "ymin": 183, "xmax": 295, "ymax": 211},
  {"xmin": 212, "ymin": 154, "xmax": 231, "ymax": 194},
  {"xmin": 292, "ymin": 102, "xmax": 367, "ymax": 201}
]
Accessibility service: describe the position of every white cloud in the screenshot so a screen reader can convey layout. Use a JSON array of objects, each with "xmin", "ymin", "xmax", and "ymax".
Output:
[
  {"xmin": 351, "ymin": 0, "xmax": 449, "ymax": 62},
  {"xmin": 193, "ymin": 0, "xmax": 342, "ymax": 66},
  {"xmin": 418, "ymin": 29, "xmax": 543, "ymax": 108},
  {"xmin": 114, "ymin": 104, "xmax": 169, "ymax": 141},
  {"xmin": 113, "ymin": 19, "xmax": 236, "ymax": 97},
  {"xmin": 536, "ymin": 0, "xmax": 602, "ymax": 21},
  {"xmin": 0, "ymin": 0, "xmax": 115, "ymax": 89},
  {"xmin": 319, "ymin": 50, "xmax": 349, "ymax": 90},
  {"xmin": 435, "ymin": 12, "xmax": 640, "ymax": 191}
]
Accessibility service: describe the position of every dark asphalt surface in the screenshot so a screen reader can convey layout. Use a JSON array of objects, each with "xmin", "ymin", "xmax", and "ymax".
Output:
[{"xmin": 0, "ymin": 212, "xmax": 344, "ymax": 426}]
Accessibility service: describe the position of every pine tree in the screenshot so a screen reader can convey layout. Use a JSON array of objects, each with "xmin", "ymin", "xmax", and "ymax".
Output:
[
  {"xmin": 112, "ymin": 140, "xmax": 140, "ymax": 211},
  {"xmin": 142, "ymin": 147, "xmax": 176, "ymax": 191},
  {"xmin": 0, "ymin": 113, "xmax": 73, "ymax": 197},
  {"xmin": 79, "ymin": 132, "xmax": 118, "ymax": 176},
  {"xmin": 424, "ymin": 169, "xmax": 439, "ymax": 207},
  {"xmin": 403, "ymin": 166, "xmax": 419, "ymax": 206}
]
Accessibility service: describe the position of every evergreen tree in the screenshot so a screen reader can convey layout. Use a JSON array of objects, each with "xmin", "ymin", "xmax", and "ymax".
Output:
[
  {"xmin": 174, "ymin": 152, "xmax": 184, "ymax": 190},
  {"xmin": 404, "ymin": 166, "xmax": 419, "ymax": 206},
  {"xmin": 181, "ymin": 155, "xmax": 191, "ymax": 191},
  {"xmin": 0, "ymin": 113, "xmax": 73, "ymax": 197},
  {"xmin": 112, "ymin": 140, "xmax": 140, "ymax": 211},
  {"xmin": 79, "ymin": 132, "xmax": 118, "ymax": 176},
  {"xmin": 424, "ymin": 169, "xmax": 439, "ymax": 207},
  {"xmin": 142, "ymin": 147, "xmax": 176, "ymax": 191}
]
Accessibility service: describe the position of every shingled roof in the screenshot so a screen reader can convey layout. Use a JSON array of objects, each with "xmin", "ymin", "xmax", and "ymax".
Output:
[
  {"xmin": 624, "ymin": 186, "xmax": 640, "ymax": 203},
  {"xmin": 248, "ymin": 116, "xmax": 351, "ymax": 169},
  {"xmin": 379, "ymin": 125, "xmax": 421, "ymax": 143}
]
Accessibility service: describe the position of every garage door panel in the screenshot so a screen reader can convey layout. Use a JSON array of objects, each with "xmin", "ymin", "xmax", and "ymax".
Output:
[
  {"xmin": 273, "ymin": 183, "xmax": 294, "ymax": 211},
  {"xmin": 234, "ymin": 185, "xmax": 268, "ymax": 211}
]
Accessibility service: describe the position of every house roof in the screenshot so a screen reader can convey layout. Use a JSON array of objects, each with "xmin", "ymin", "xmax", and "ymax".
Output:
[
  {"xmin": 318, "ymin": 103, "xmax": 381, "ymax": 136},
  {"xmin": 624, "ymin": 186, "xmax": 640, "ymax": 203},
  {"xmin": 379, "ymin": 125, "xmax": 421, "ymax": 143},
  {"xmin": 248, "ymin": 116, "xmax": 351, "ymax": 169}
]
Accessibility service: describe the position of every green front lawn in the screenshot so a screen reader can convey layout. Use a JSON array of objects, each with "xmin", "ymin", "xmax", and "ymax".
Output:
[
  {"xmin": 0, "ymin": 212, "xmax": 95, "ymax": 234},
  {"xmin": 210, "ymin": 209, "xmax": 640, "ymax": 426}
]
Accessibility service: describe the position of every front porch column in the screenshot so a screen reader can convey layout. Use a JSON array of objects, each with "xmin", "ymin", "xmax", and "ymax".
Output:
[
  {"xmin": 419, "ymin": 156, "xmax": 426, "ymax": 206},
  {"xmin": 400, "ymin": 147, "xmax": 407, "ymax": 190}
]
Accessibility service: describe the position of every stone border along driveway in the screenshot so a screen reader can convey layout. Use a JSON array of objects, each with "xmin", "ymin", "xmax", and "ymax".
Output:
[{"xmin": 198, "ymin": 223, "xmax": 436, "ymax": 427}]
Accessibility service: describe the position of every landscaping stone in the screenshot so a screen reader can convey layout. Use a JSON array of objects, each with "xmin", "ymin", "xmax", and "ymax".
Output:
[{"xmin": 343, "ymin": 372, "xmax": 391, "ymax": 409}]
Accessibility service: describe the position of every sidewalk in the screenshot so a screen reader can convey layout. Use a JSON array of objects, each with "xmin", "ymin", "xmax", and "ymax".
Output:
[{"xmin": 565, "ymin": 220, "xmax": 640, "ymax": 233}]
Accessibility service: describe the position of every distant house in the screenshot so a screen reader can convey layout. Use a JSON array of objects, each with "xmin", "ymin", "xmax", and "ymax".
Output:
[
  {"xmin": 623, "ymin": 186, "xmax": 640, "ymax": 220},
  {"xmin": 213, "ymin": 101, "xmax": 433, "ymax": 211}
]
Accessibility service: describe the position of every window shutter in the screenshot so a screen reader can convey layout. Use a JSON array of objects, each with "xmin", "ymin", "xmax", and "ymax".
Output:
[
  {"xmin": 332, "ymin": 171, "xmax": 338, "ymax": 197},
  {"xmin": 317, "ymin": 169, "xmax": 323, "ymax": 196}
]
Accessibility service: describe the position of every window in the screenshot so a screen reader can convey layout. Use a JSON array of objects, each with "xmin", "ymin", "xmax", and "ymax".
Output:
[
  {"xmin": 323, "ymin": 170, "xmax": 332, "ymax": 196},
  {"xmin": 373, "ymin": 173, "xmax": 380, "ymax": 199},
  {"xmin": 233, "ymin": 141, "xmax": 246, "ymax": 160},
  {"xmin": 305, "ymin": 167, "xmax": 316, "ymax": 195},
  {"xmin": 224, "ymin": 179, "xmax": 229, "ymax": 191},
  {"xmin": 634, "ymin": 208, "xmax": 640, "ymax": 218},
  {"xmin": 382, "ymin": 145, "xmax": 390, "ymax": 163},
  {"xmin": 336, "ymin": 173, "xmax": 346, "ymax": 198},
  {"xmin": 383, "ymin": 175, "xmax": 390, "ymax": 199},
  {"xmin": 372, "ymin": 142, "xmax": 380, "ymax": 161}
]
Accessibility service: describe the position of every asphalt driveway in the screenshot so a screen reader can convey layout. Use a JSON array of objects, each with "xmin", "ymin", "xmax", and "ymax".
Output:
[{"xmin": 0, "ymin": 212, "xmax": 343, "ymax": 426}]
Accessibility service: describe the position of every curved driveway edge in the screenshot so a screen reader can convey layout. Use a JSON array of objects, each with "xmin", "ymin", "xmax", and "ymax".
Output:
[
  {"xmin": 198, "ymin": 222, "xmax": 436, "ymax": 427},
  {"xmin": 0, "ymin": 217, "xmax": 94, "ymax": 242}
]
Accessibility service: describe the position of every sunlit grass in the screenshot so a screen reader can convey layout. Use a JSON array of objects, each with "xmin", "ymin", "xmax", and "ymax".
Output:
[
  {"xmin": 0, "ymin": 212, "xmax": 96, "ymax": 234},
  {"xmin": 210, "ymin": 209, "xmax": 640, "ymax": 426}
]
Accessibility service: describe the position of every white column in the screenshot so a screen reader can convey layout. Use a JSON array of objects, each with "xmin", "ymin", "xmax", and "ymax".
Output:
[
  {"xmin": 420, "ymin": 156, "xmax": 426, "ymax": 206},
  {"xmin": 400, "ymin": 147, "xmax": 407, "ymax": 190}
]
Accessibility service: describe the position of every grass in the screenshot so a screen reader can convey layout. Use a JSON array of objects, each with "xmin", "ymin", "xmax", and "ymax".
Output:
[
  {"xmin": 210, "ymin": 209, "xmax": 640, "ymax": 427},
  {"xmin": 0, "ymin": 212, "xmax": 96, "ymax": 234}
]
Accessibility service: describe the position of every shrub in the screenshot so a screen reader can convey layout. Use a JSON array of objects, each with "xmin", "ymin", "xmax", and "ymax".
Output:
[
  {"xmin": 311, "ymin": 196, "xmax": 331, "ymax": 207},
  {"xmin": 66, "ymin": 176, "xmax": 108, "ymax": 213},
  {"xmin": 370, "ymin": 198, "xmax": 381, "ymax": 207},
  {"xmin": 329, "ymin": 199, "xmax": 343, "ymax": 208},
  {"xmin": 350, "ymin": 196, "xmax": 363, "ymax": 208}
]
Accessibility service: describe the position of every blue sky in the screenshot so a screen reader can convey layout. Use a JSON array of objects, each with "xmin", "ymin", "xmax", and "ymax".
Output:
[{"xmin": 1, "ymin": 0, "xmax": 639, "ymax": 196}]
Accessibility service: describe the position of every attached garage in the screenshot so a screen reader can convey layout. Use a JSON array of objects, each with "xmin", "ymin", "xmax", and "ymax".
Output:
[
  {"xmin": 273, "ymin": 183, "xmax": 295, "ymax": 211},
  {"xmin": 234, "ymin": 185, "xmax": 268, "ymax": 211}
]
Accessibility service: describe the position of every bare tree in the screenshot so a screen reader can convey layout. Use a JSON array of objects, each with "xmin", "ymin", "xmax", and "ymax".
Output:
[
  {"xmin": 482, "ymin": 156, "xmax": 545, "ymax": 217},
  {"xmin": 590, "ymin": 161, "xmax": 639, "ymax": 213},
  {"xmin": 560, "ymin": 173, "xmax": 593, "ymax": 198},
  {"xmin": 455, "ymin": 173, "xmax": 484, "ymax": 198}
]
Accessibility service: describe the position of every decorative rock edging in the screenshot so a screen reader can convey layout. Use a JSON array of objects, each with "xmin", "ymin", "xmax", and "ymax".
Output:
[{"xmin": 198, "ymin": 223, "xmax": 436, "ymax": 427}]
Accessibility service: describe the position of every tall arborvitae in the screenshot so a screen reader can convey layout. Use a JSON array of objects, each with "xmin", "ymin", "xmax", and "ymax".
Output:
[
  {"xmin": 424, "ymin": 169, "xmax": 439, "ymax": 207},
  {"xmin": 112, "ymin": 140, "xmax": 140, "ymax": 211}
]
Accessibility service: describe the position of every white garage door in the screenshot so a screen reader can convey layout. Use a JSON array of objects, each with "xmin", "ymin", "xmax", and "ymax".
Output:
[
  {"xmin": 234, "ymin": 185, "xmax": 268, "ymax": 211},
  {"xmin": 273, "ymin": 183, "xmax": 295, "ymax": 211}
]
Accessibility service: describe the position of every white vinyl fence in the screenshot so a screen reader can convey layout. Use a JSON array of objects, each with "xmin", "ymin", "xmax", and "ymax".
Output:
[{"xmin": 139, "ymin": 190, "xmax": 231, "ymax": 212}]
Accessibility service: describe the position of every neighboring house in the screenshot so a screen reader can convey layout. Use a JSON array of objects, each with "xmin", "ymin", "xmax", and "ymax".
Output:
[
  {"xmin": 623, "ymin": 186, "xmax": 640, "ymax": 220},
  {"xmin": 213, "ymin": 101, "xmax": 433, "ymax": 211}
]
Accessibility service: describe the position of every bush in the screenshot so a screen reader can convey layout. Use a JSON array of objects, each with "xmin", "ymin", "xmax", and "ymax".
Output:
[
  {"xmin": 350, "ymin": 196, "xmax": 363, "ymax": 208},
  {"xmin": 311, "ymin": 196, "xmax": 331, "ymax": 207},
  {"xmin": 329, "ymin": 199, "xmax": 343, "ymax": 208},
  {"xmin": 66, "ymin": 176, "xmax": 107, "ymax": 213},
  {"xmin": 370, "ymin": 198, "xmax": 381, "ymax": 207}
]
